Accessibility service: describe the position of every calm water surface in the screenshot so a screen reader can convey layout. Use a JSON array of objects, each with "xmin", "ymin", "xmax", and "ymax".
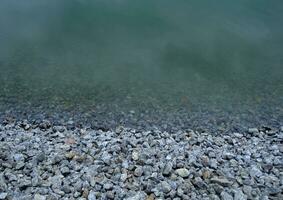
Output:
[{"xmin": 0, "ymin": 0, "xmax": 282, "ymax": 117}]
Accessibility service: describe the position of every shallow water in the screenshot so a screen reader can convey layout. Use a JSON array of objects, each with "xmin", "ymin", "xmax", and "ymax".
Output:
[{"xmin": 0, "ymin": 0, "xmax": 282, "ymax": 118}]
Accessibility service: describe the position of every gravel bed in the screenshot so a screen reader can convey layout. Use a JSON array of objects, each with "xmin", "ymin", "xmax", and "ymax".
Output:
[{"xmin": 0, "ymin": 120, "xmax": 282, "ymax": 200}]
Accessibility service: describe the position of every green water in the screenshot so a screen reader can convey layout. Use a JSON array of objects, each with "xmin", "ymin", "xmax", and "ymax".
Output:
[{"xmin": 0, "ymin": 0, "xmax": 282, "ymax": 110}]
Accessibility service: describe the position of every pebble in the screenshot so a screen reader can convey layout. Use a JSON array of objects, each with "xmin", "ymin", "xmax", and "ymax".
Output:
[
  {"xmin": 161, "ymin": 181, "xmax": 172, "ymax": 193},
  {"xmin": 125, "ymin": 191, "xmax": 146, "ymax": 200},
  {"xmin": 104, "ymin": 183, "xmax": 113, "ymax": 190},
  {"xmin": 233, "ymin": 189, "xmax": 247, "ymax": 200},
  {"xmin": 88, "ymin": 190, "xmax": 96, "ymax": 200},
  {"xmin": 220, "ymin": 191, "xmax": 233, "ymax": 200},
  {"xmin": 211, "ymin": 177, "xmax": 233, "ymax": 187},
  {"xmin": 248, "ymin": 128, "xmax": 259, "ymax": 134},
  {"xmin": 175, "ymin": 168, "xmax": 190, "ymax": 178},
  {"xmin": 194, "ymin": 177, "xmax": 206, "ymax": 189},
  {"xmin": 163, "ymin": 162, "xmax": 173, "ymax": 176},
  {"xmin": 36, "ymin": 153, "xmax": 45, "ymax": 162},
  {"xmin": 132, "ymin": 151, "xmax": 139, "ymax": 161},
  {"xmin": 249, "ymin": 165, "xmax": 262, "ymax": 177},
  {"xmin": 61, "ymin": 166, "xmax": 70, "ymax": 175},
  {"xmin": 0, "ymin": 119, "xmax": 282, "ymax": 200},
  {"xmin": 0, "ymin": 193, "xmax": 8, "ymax": 200},
  {"xmin": 34, "ymin": 194, "xmax": 46, "ymax": 200},
  {"xmin": 134, "ymin": 166, "xmax": 143, "ymax": 177}
]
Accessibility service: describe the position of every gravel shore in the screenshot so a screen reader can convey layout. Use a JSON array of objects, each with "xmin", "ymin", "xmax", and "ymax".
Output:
[{"xmin": 0, "ymin": 120, "xmax": 282, "ymax": 200}]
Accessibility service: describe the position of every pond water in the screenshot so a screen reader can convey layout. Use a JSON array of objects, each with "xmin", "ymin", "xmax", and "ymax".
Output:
[{"xmin": 0, "ymin": 0, "xmax": 282, "ymax": 128}]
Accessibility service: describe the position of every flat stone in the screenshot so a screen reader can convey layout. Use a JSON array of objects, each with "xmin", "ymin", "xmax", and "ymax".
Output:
[
  {"xmin": 19, "ymin": 179, "xmax": 32, "ymax": 190},
  {"xmin": 13, "ymin": 153, "xmax": 25, "ymax": 162},
  {"xmin": 120, "ymin": 173, "xmax": 127, "ymax": 182},
  {"xmin": 34, "ymin": 194, "xmax": 46, "ymax": 200},
  {"xmin": 132, "ymin": 151, "xmax": 139, "ymax": 161},
  {"xmin": 134, "ymin": 166, "xmax": 143, "ymax": 177},
  {"xmin": 248, "ymin": 128, "xmax": 259, "ymax": 134},
  {"xmin": 211, "ymin": 177, "xmax": 233, "ymax": 187},
  {"xmin": 36, "ymin": 153, "xmax": 45, "ymax": 162},
  {"xmin": 104, "ymin": 183, "xmax": 113, "ymax": 190},
  {"xmin": 233, "ymin": 189, "xmax": 247, "ymax": 200},
  {"xmin": 175, "ymin": 168, "xmax": 190, "ymax": 178},
  {"xmin": 0, "ymin": 193, "xmax": 8, "ymax": 200},
  {"xmin": 193, "ymin": 177, "xmax": 206, "ymax": 189},
  {"xmin": 161, "ymin": 181, "xmax": 171, "ymax": 193},
  {"xmin": 61, "ymin": 166, "xmax": 70, "ymax": 175},
  {"xmin": 163, "ymin": 162, "xmax": 173, "ymax": 176},
  {"xmin": 88, "ymin": 190, "xmax": 96, "ymax": 200},
  {"xmin": 125, "ymin": 191, "xmax": 146, "ymax": 200},
  {"xmin": 249, "ymin": 166, "xmax": 262, "ymax": 177},
  {"xmin": 15, "ymin": 162, "xmax": 25, "ymax": 170},
  {"xmin": 221, "ymin": 191, "xmax": 233, "ymax": 200}
]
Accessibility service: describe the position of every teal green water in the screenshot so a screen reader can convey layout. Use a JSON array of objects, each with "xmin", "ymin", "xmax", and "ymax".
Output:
[{"xmin": 0, "ymin": 0, "xmax": 282, "ymax": 109}]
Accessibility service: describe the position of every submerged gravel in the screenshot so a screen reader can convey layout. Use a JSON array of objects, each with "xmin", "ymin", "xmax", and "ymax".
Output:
[{"xmin": 0, "ymin": 120, "xmax": 282, "ymax": 200}]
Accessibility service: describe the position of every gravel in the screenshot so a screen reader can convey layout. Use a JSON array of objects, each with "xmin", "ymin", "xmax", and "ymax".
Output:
[{"xmin": 0, "ymin": 120, "xmax": 282, "ymax": 199}]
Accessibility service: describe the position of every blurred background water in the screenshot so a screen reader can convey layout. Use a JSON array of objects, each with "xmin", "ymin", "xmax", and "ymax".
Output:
[{"xmin": 0, "ymin": 0, "xmax": 282, "ymax": 113}]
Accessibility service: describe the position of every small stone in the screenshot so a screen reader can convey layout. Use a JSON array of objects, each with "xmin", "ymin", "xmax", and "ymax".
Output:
[
  {"xmin": 134, "ymin": 166, "xmax": 143, "ymax": 177},
  {"xmin": 39, "ymin": 120, "xmax": 51, "ymax": 130},
  {"xmin": 65, "ymin": 152, "xmax": 76, "ymax": 159},
  {"xmin": 61, "ymin": 166, "xmax": 70, "ymax": 176},
  {"xmin": 120, "ymin": 173, "xmax": 127, "ymax": 182},
  {"xmin": 106, "ymin": 191, "xmax": 115, "ymax": 199},
  {"xmin": 132, "ymin": 151, "xmax": 139, "ymax": 161},
  {"xmin": 15, "ymin": 162, "xmax": 25, "ymax": 170},
  {"xmin": 62, "ymin": 185, "xmax": 72, "ymax": 193},
  {"xmin": 211, "ymin": 177, "xmax": 233, "ymax": 187},
  {"xmin": 249, "ymin": 166, "xmax": 262, "ymax": 177},
  {"xmin": 175, "ymin": 168, "xmax": 190, "ymax": 178},
  {"xmin": 213, "ymin": 184, "xmax": 224, "ymax": 195},
  {"xmin": 146, "ymin": 194, "xmax": 155, "ymax": 200},
  {"xmin": 19, "ymin": 179, "xmax": 32, "ymax": 190},
  {"xmin": 104, "ymin": 183, "xmax": 113, "ymax": 190},
  {"xmin": 221, "ymin": 191, "xmax": 233, "ymax": 200},
  {"xmin": 268, "ymin": 187, "xmax": 281, "ymax": 195},
  {"xmin": 0, "ymin": 193, "xmax": 8, "ymax": 200},
  {"xmin": 210, "ymin": 159, "xmax": 218, "ymax": 169},
  {"xmin": 163, "ymin": 162, "xmax": 173, "ymax": 176},
  {"xmin": 222, "ymin": 152, "xmax": 234, "ymax": 160},
  {"xmin": 201, "ymin": 156, "xmax": 210, "ymax": 166},
  {"xmin": 13, "ymin": 153, "xmax": 25, "ymax": 162},
  {"xmin": 193, "ymin": 177, "xmax": 206, "ymax": 189},
  {"xmin": 233, "ymin": 133, "xmax": 243, "ymax": 138},
  {"xmin": 74, "ymin": 191, "xmax": 81, "ymax": 198},
  {"xmin": 88, "ymin": 190, "xmax": 96, "ymax": 200},
  {"xmin": 34, "ymin": 194, "xmax": 46, "ymax": 200},
  {"xmin": 242, "ymin": 186, "xmax": 252, "ymax": 197},
  {"xmin": 161, "ymin": 181, "xmax": 171, "ymax": 193},
  {"xmin": 233, "ymin": 189, "xmax": 247, "ymax": 200},
  {"xmin": 82, "ymin": 189, "xmax": 89, "ymax": 198},
  {"xmin": 101, "ymin": 152, "xmax": 112, "ymax": 165},
  {"xmin": 176, "ymin": 187, "xmax": 184, "ymax": 197},
  {"xmin": 73, "ymin": 154, "xmax": 85, "ymax": 163},
  {"xmin": 36, "ymin": 153, "xmax": 45, "ymax": 162},
  {"xmin": 248, "ymin": 128, "xmax": 259, "ymax": 134},
  {"xmin": 50, "ymin": 175, "xmax": 63, "ymax": 189},
  {"xmin": 52, "ymin": 155, "xmax": 63, "ymax": 164},
  {"xmin": 202, "ymin": 170, "xmax": 211, "ymax": 179},
  {"xmin": 125, "ymin": 192, "xmax": 146, "ymax": 200}
]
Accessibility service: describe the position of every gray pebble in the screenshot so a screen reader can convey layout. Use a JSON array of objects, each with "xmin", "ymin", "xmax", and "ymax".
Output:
[
  {"xmin": 163, "ymin": 162, "xmax": 173, "ymax": 176},
  {"xmin": 161, "ymin": 181, "xmax": 172, "ymax": 193},
  {"xmin": 134, "ymin": 166, "xmax": 143, "ymax": 177},
  {"xmin": 0, "ymin": 193, "xmax": 8, "ymax": 200},
  {"xmin": 221, "ymin": 191, "xmax": 233, "ymax": 200},
  {"xmin": 175, "ymin": 168, "xmax": 190, "ymax": 178}
]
